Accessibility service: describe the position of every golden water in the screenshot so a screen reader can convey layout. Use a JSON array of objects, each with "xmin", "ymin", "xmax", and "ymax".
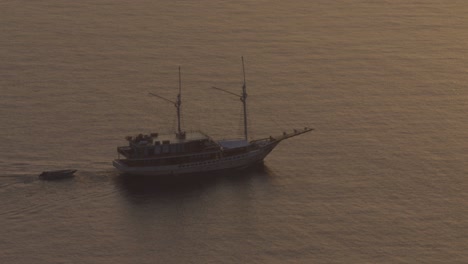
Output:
[{"xmin": 1, "ymin": 1, "xmax": 467, "ymax": 263}]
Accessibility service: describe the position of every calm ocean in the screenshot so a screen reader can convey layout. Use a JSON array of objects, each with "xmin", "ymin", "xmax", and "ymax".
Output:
[{"xmin": 1, "ymin": 1, "xmax": 467, "ymax": 263}]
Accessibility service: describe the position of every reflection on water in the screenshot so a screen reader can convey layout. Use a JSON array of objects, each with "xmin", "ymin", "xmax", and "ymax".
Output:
[{"xmin": 114, "ymin": 163, "xmax": 274, "ymax": 202}]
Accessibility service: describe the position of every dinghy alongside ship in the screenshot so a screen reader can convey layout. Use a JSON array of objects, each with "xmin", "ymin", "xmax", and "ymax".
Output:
[
  {"xmin": 113, "ymin": 58, "xmax": 313, "ymax": 176},
  {"xmin": 39, "ymin": 169, "xmax": 77, "ymax": 180}
]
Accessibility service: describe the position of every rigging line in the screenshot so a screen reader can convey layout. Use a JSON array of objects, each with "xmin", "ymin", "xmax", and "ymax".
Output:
[
  {"xmin": 148, "ymin": 92, "xmax": 176, "ymax": 105},
  {"xmin": 211, "ymin": 86, "xmax": 240, "ymax": 97},
  {"xmin": 237, "ymin": 104, "xmax": 243, "ymax": 138},
  {"xmin": 236, "ymin": 104, "xmax": 253, "ymax": 140},
  {"xmin": 180, "ymin": 107, "xmax": 186, "ymax": 131},
  {"xmin": 171, "ymin": 110, "xmax": 177, "ymax": 133},
  {"xmin": 247, "ymin": 105, "xmax": 253, "ymax": 140}
]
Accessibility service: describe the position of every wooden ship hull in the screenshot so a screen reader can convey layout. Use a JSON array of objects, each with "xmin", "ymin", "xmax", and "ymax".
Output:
[{"xmin": 113, "ymin": 140, "xmax": 278, "ymax": 176}]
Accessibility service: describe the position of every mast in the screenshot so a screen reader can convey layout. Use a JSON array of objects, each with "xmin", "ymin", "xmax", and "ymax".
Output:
[
  {"xmin": 149, "ymin": 66, "xmax": 185, "ymax": 139},
  {"xmin": 241, "ymin": 56, "xmax": 248, "ymax": 141},
  {"xmin": 211, "ymin": 56, "xmax": 249, "ymax": 141},
  {"xmin": 176, "ymin": 66, "xmax": 182, "ymax": 136}
]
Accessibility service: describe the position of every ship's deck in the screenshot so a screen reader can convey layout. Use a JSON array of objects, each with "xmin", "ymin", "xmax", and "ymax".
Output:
[{"xmin": 217, "ymin": 139, "xmax": 249, "ymax": 149}]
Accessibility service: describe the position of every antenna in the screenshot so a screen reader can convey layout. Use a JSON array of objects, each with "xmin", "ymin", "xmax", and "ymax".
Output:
[
  {"xmin": 211, "ymin": 56, "xmax": 248, "ymax": 141},
  {"xmin": 148, "ymin": 67, "xmax": 185, "ymax": 138}
]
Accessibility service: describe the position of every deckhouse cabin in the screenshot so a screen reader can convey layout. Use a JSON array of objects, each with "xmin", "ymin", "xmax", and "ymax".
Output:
[{"xmin": 117, "ymin": 131, "xmax": 221, "ymax": 160}]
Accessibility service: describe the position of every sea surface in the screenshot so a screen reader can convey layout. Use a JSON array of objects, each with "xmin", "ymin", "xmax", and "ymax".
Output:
[{"xmin": 1, "ymin": 1, "xmax": 467, "ymax": 263}]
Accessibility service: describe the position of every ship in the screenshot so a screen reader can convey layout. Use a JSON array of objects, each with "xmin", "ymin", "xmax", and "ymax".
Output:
[{"xmin": 113, "ymin": 57, "xmax": 313, "ymax": 176}]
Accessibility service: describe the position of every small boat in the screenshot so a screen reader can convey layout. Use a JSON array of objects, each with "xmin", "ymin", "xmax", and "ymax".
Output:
[{"xmin": 39, "ymin": 169, "xmax": 77, "ymax": 180}]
